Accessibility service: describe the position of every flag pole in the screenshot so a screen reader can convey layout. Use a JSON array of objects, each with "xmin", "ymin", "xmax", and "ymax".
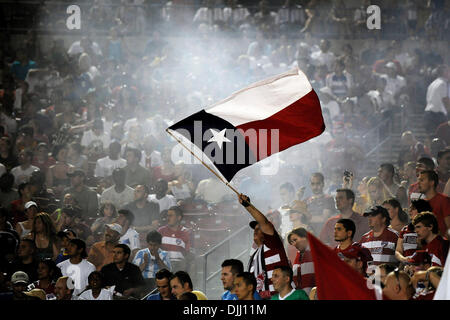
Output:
[{"xmin": 166, "ymin": 129, "xmax": 240, "ymax": 196}]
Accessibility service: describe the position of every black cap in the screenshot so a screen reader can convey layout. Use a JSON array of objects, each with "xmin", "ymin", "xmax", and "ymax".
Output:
[
  {"xmin": 249, "ymin": 221, "xmax": 258, "ymax": 229},
  {"xmin": 62, "ymin": 205, "xmax": 82, "ymax": 217},
  {"xmin": 66, "ymin": 169, "xmax": 86, "ymax": 177},
  {"xmin": 363, "ymin": 205, "xmax": 390, "ymax": 221},
  {"xmin": 57, "ymin": 228, "xmax": 77, "ymax": 239}
]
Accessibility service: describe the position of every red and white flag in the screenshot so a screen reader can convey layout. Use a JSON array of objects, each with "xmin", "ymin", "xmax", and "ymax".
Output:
[{"xmin": 168, "ymin": 68, "xmax": 325, "ymax": 181}]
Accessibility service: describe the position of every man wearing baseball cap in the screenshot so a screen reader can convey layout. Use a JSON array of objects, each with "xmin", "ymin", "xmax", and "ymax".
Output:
[
  {"xmin": 10, "ymin": 271, "xmax": 30, "ymax": 299},
  {"xmin": 7, "ymin": 271, "xmax": 40, "ymax": 300},
  {"xmin": 238, "ymin": 194, "xmax": 289, "ymax": 299},
  {"xmin": 88, "ymin": 223, "xmax": 122, "ymax": 271},
  {"xmin": 359, "ymin": 205, "xmax": 399, "ymax": 267}
]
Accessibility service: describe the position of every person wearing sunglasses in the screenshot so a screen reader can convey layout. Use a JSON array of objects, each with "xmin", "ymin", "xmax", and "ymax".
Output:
[{"xmin": 382, "ymin": 268, "xmax": 415, "ymax": 300}]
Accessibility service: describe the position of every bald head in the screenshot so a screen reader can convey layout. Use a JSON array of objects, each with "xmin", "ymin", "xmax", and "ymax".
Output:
[{"xmin": 382, "ymin": 270, "xmax": 414, "ymax": 300}]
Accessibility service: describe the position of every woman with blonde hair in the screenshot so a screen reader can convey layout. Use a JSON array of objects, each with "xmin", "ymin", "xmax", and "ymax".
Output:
[
  {"xmin": 30, "ymin": 212, "xmax": 59, "ymax": 260},
  {"xmin": 366, "ymin": 177, "xmax": 387, "ymax": 208}
]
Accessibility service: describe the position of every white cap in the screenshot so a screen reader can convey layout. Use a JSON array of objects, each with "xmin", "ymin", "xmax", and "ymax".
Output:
[
  {"xmin": 24, "ymin": 201, "xmax": 38, "ymax": 210},
  {"xmin": 106, "ymin": 223, "xmax": 122, "ymax": 234}
]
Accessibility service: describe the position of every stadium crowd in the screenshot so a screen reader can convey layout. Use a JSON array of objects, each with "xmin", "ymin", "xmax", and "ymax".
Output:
[{"xmin": 0, "ymin": 0, "xmax": 449, "ymax": 300}]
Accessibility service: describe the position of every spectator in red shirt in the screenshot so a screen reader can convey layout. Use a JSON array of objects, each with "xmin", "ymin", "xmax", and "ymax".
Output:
[
  {"xmin": 395, "ymin": 199, "xmax": 433, "ymax": 263},
  {"xmin": 413, "ymin": 211, "xmax": 449, "ymax": 267},
  {"xmin": 435, "ymin": 148, "xmax": 450, "ymax": 192},
  {"xmin": 287, "ymin": 227, "xmax": 315, "ymax": 295},
  {"xmin": 158, "ymin": 206, "xmax": 192, "ymax": 273},
  {"xmin": 334, "ymin": 218, "xmax": 373, "ymax": 276},
  {"xmin": 359, "ymin": 206, "xmax": 399, "ymax": 266},
  {"xmin": 319, "ymin": 189, "xmax": 369, "ymax": 247},
  {"xmin": 408, "ymin": 157, "xmax": 435, "ymax": 202},
  {"xmin": 417, "ymin": 170, "xmax": 450, "ymax": 237}
]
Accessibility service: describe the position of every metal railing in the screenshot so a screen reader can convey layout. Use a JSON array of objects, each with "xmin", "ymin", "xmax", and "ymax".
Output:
[{"xmin": 198, "ymin": 224, "xmax": 251, "ymax": 295}]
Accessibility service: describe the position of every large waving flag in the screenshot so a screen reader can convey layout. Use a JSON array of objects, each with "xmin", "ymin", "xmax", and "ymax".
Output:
[
  {"xmin": 167, "ymin": 68, "xmax": 325, "ymax": 181},
  {"xmin": 434, "ymin": 246, "xmax": 450, "ymax": 300},
  {"xmin": 307, "ymin": 232, "xmax": 378, "ymax": 300}
]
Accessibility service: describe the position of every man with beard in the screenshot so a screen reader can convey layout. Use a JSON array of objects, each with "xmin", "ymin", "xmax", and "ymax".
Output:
[
  {"xmin": 88, "ymin": 223, "xmax": 122, "ymax": 271},
  {"xmin": 334, "ymin": 218, "xmax": 373, "ymax": 276}
]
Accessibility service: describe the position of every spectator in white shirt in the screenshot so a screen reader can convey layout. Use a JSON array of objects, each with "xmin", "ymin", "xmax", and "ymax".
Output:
[
  {"xmin": 310, "ymin": 39, "xmax": 336, "ymax": 70},
  {"xmin": 80, "ymin": 119, "xmax": 110, "ymax": 155},
  {"xmin": 100, "ymin": 168, "xmax": 134, "ymax": 210},
  {"xmin": 78, "ymin": 271, "xmax": 113, "ymax": 300},
  {"xmin": 380, "ymin": 62, "xmax": 407, "ymax": 102},
  {"xmin": 67, "ymin": 36, "xmax": 103, "ymax": 58},
  {"xmin": 148, "ymin": 179, "xmax": 176, "ymax": 213},
  {"xmin": 11, "ymin": 149, "xmax": 39, "ymax": 187},
  {"xmin": 117, "ymin": 209, "xmax": 141, "ymax": 259},
  {"xmin": 94, "ymin": 141, "xmax": 127, "ymax": 179},
  {"xmin": 318, "ymin": 87, "xmax": 340, "ymax": 121},
  {"xmin": 424, "ymin": 65, "xmax": 450, "ymax": 133}
]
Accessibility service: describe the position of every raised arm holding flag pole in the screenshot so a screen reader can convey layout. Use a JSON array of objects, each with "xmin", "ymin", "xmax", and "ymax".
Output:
[{"xmin": 166, "ymin": 68, "xmax": 325, "ymax": 299}]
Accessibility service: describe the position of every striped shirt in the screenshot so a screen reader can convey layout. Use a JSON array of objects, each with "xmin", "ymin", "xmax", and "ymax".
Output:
[
  {"xmin": 359, "ymin": 228, "xmax": 399, "ymax": 265},
  {"xmin": 248, "ymin": 225, "xmax": 290, "ymax": 298},
  {"xmin": 424, "ymin": 235, "xmax": 449, "ymax": 267},
  {"xmin": 399, "ymin": 224, "xmax": 418, "ymax": 258},
  {"xmin": 119, "ymin": 228, "xmax": 141, "ymax": 251},
  {"xmin": 158, "ymin": 225, "xmax": 191, "ymax": 262},
  {"xmin": 132, "ymin": 248, "xmax": 172, "ymax": 279},
  {"xmin": 292, "ymin": 248, "xmax": 315, "ymax": 295}
]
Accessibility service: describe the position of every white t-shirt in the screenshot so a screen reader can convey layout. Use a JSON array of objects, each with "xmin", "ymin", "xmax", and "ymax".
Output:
[
  {"xmin": 139, "ymin": 150, "xmax": 162, "ymax": 168},
  {"xmin": 147, "ymin": 194, "xmax": 177, "ymax": 213},
  {"xmin": 100, "ymin": 185, "xmax": 135, "ymax": 210},
  {"xmin": 80, "ymin": 130, "xmax": 110, "ymax": 150},
  {"xmin": 119, "ymin": 227, "xmax": 141, "ymax": 251},
  {"xmin": 94, "ymin": 156, "xmax": 127, "ymax": 178},
  {"xmin": 321, "ymin": 100, "xmax": 340, "ymax": 120},
  {"xmin": 310, "ymin": 50, "xmax": 336, "ymax": 70},
  {"xmin": 11, "ymin": 165, "xmax": 39, "ymax": 186},
  {"xmin": 123, "ymin": 118, "xmax": 158, "ymax": 138},
  {"xmin": 57, "ymin": 259, "xmax": 96, "ymax": 297},
  {"xmin": 381, "ymin": 74, "xmax": 406, "ymax": 97},
  {"xmin": 78, "ymin": 288, "xmax": 113, "ymax": 300},
  {"xmin": 0, "ymin": 163, "xmax": 5, "ymax": 177},
  {"xmin": 425, "ymin": 77, "xmax": 449, "ymax": 115},
  {"xmin": 68, "ymin": 40, "xmax": 103, "ymax": 56},
  {"xmin": 194, "ymin": 178, "xmax": 235, "ymax": 204}
]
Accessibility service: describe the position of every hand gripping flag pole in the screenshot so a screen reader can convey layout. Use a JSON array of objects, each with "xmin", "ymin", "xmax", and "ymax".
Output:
[{"xmin": 166, "ymin": 128, "xmax": 240, "ymax": 196}]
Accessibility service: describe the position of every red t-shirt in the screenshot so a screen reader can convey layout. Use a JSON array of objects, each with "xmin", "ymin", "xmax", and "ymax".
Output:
[
  {"xmin": 424, "ymin": 235, "xmax": 449, "ymax": 267},
  {"xmin": 292, "ymin": 249, "xmax": 315, "ymax": 294},
  {"xmin": 319, "ymin": 212, "xmax": 370, "ymax": 247},
  {"xmin": 427, "ymin": 193, "xmax": 450, "ymax": 238}
]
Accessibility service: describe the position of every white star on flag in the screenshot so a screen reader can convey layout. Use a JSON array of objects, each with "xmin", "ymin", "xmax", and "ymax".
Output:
[{"xmin": 208, "ymin": 129, "xmax": 231, "ymax": 149}]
